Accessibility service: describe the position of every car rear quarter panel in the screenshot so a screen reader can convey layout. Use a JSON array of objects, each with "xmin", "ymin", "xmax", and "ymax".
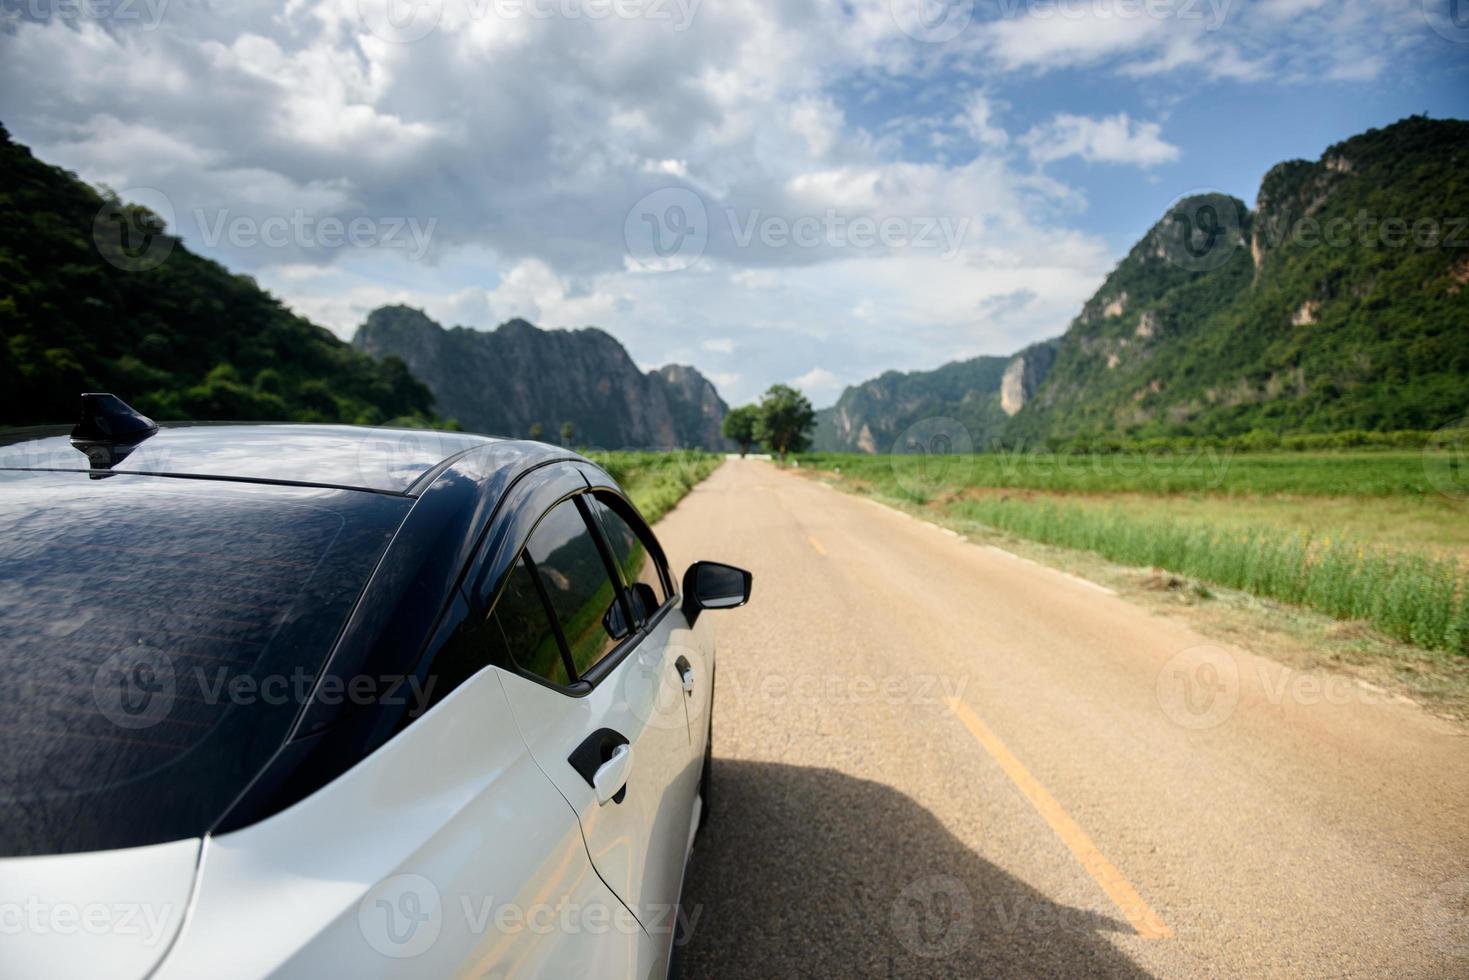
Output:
[{"xmin": 154, "ymin": 663, "xmax": 652, "ymax": 979}]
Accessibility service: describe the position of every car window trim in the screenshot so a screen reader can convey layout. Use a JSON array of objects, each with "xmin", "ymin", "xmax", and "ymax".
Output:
[
  {"xmin": 587, "ymin": 489, "xmax": 675, "ymax": 607},
  {"xmin": 518, "ymin": 551, "xmax": 580, "ymax": 685},
  {"xmin": 574, "ymin": 493, "xmax": 642, "ymax": 636},
  {"xmin": 489, "ymin": 488, "xmax": 646, "ymax": 697}
]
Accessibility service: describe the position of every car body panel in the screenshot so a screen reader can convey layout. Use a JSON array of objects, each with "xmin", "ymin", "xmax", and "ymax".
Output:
[
  {"xmin": 491, "ymin": 614, "xmax": 694, "ymax": 934},
  {"xmin": 153, "ymin": 664, "xmax": 652, "ymax": 979},
  {"xmin": 0, "ymin": 838, "xmax": 199, "ymax": 980},
  {"xmin": 0, "ymin": 422, "xmax": 727, "ymax": 980}
]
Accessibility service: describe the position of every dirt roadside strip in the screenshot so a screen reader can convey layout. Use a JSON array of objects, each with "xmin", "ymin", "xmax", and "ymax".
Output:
[
  {"xmin": 655, "ymin": 458, "xmax": 1469, "ymax": 978},
  {"xmin": 797, "ymin": 465, "xmax": 1469, "ymax": 725}
]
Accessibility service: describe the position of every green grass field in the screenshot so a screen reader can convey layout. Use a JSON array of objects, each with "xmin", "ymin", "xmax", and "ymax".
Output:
[
  {"xmin": 585, "ymin": 450, "xmax": 723, "ymax": 524},
  {"xmin": 799, "ymin": 449, "xmax": 1462, "ymax": 498},
  {"xmin": 798, "ymin": 450, "xmax": 1469, "ymax": 656}
]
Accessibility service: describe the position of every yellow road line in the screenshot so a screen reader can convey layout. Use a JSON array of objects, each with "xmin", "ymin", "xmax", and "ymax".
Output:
[
  {"xmin": 944, "ymin": 696, "xmax": 1173, "ymax": 940},
  {"xmin": 807, "ymin": 535, "xmax": 827, "ymax": 555}
]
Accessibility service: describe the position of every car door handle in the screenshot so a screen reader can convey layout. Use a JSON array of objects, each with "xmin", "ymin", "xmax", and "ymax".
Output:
[
  {"xmin": 592, "ymin": 744, "xmax": 633, "ymax": 805},
  {"xmin": 675, "ymin": 656, "xmax": 694, "ymax": 695}
]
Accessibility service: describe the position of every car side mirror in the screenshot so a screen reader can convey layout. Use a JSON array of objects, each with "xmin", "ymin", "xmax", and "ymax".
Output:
[
  {"xmin": 629, "ymin": 581, "xmax": 660, "ymax": 621},
  {"xmin": 602, "ymin": 598, "xmax": 633, "ymax": 641},
  {"xmin": 602, "ymin": 582, "xmax": 664, "ymax": 641},
  {"xmin": 682, "ymin": 561, "xmax": 752, "ymax": 622}
]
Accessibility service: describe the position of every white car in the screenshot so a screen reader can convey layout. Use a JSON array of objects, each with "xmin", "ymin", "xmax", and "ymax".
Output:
[{"xmin": 0, "ymin": 396, "xmax": 751, "ymax": 979}]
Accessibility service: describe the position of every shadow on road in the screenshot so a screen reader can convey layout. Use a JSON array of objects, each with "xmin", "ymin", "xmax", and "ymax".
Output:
[{"xmin": 679, "ymin": 759, "xmax": 1150, "ymax": 978}]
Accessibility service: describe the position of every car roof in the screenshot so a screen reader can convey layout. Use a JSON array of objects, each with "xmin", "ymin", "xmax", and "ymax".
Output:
[{"xmin": 0, "ymin": 422, "xmax": 547, "ymax": 495}]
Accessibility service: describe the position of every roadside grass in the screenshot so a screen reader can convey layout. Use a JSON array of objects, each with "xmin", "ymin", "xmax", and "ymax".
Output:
[
  {"xmin": 944, "ymin": 494, "xmax": 1468, "ymax": 655},
  {"xmin": 941, "ymin": 489, "xmax": 1469, "ymax": 563},
  {"xmin": 794, "ymin": 451, "xmax": 1469, "ymax": 658},
  {"xmin": 799, "ymin": 449, "xmax": 1454, "ymax": 497},
  {"xmin": 945, "ymin": 523, "xmax": 1469, "ymax": 723},
  {"xmin": 585, "ymin": 450, "xmax": 723, "ymax": 523}
]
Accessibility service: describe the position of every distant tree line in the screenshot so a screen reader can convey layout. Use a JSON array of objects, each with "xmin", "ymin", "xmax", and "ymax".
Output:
[{"xmin": 722, "ymin": 383, "xmax": 816, "ymax": 460}]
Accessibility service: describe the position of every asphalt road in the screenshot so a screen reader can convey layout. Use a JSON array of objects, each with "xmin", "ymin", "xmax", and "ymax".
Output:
[{"xmin": 652, "ymin": 459, "xmax": 1469, "ymax": 979}]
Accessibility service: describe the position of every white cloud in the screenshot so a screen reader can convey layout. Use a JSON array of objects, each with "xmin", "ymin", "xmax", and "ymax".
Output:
[
  {"xmin": 986, "ymin": 13, "xmax": 1168, "ymax": 71},
  {"xmin": 1022, "ymin": 113, "xmax": 1180, "ymax": 168},
  {"xmin": 703, "ymin": 338, "xmax": 735, "ymax": 353},
  {"xmin": 954, "ymin": 91, "xmax": 1009, "ymax": 148},
  {"xmin": 980, "ymin": 0, "xmax": 1412, "ymax": 83},
  {"xmin": 0, "ymin": 0, "xmax": 1428, "ymax": 407},
  {"xmin": 791, "ymin": 367, "xmax": 840, "ymax": 391},
  {"xmin": 705, "ymin": 370, "xmax": 743, "ymax": 392}
]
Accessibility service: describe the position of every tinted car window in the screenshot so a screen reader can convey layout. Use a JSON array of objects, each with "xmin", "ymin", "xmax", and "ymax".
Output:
[
  {"xmin": 590, "ymin": 496, "xmax": 667, "ymax": 623},
  {"xmin": 0, "ymin": 472, "xmax": 408, "ymax": 857},
  {"xmin": 523, "ymin": 498, "xmax": 622, "ymax": 677},
  {"xmin": 490, "ymin": 556, "xmax": 570, "ymax": 686}
]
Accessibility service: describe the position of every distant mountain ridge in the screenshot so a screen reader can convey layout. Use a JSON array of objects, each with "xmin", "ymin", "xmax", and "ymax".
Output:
[
  {"xmin": 353, "ymin": 306, "xmax": 731, "ymax": 449},
  {"xmin": 817, "ymin": 115, "xmax": 1469, "ymax": 452},
  {"xmin": 814, "ymin": 339, "xmax": 1057, "ymax": 452}
]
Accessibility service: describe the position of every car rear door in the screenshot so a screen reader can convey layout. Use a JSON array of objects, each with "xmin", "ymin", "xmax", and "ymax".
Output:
[{"xmin": 484, "ymin": 490, "xmax": 698, "ymax": 942}]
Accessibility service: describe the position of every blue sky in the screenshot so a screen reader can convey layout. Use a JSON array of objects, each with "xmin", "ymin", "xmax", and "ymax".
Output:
[{"xmin": 2, "ymin": 0, "xmax": 1467, "ymax": 406}]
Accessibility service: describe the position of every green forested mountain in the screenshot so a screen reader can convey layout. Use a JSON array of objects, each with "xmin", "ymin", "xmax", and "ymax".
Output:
[
  {"xmin": 818, "ymin": 116, "xmax": 1468, "ymax": 452},
  {"xmin": 1009, "ymin": 116, "xmax": 1469, "ymax": 442},
  {"xmin": 814, "ymin": 340, "xmax": 1058, "ymax": 452},
  {"xmin": 0, "ymin": 124, "xmax": 438, "ymax": 428}
]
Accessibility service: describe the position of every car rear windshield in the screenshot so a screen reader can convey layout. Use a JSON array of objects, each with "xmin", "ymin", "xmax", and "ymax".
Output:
[{"xmin": 0, "ymin": 472, "xmax": 409, "ymax": 857}]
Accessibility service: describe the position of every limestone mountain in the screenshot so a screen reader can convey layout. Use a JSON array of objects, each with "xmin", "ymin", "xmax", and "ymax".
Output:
[
  {"xmin": 819, "ymin": 115, "xmax": 1467, "ymax": 452},
  {"xmin": 1008, "ymin": 115, "xmax": 1469, "ymax": 442},
  {"xmin": 814, "ymin": 340, "xmax": 1058, "ymax": 453},
  {"xmin": 352, "ymin": 306, "xmax": 731, "ymax": 449}
]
